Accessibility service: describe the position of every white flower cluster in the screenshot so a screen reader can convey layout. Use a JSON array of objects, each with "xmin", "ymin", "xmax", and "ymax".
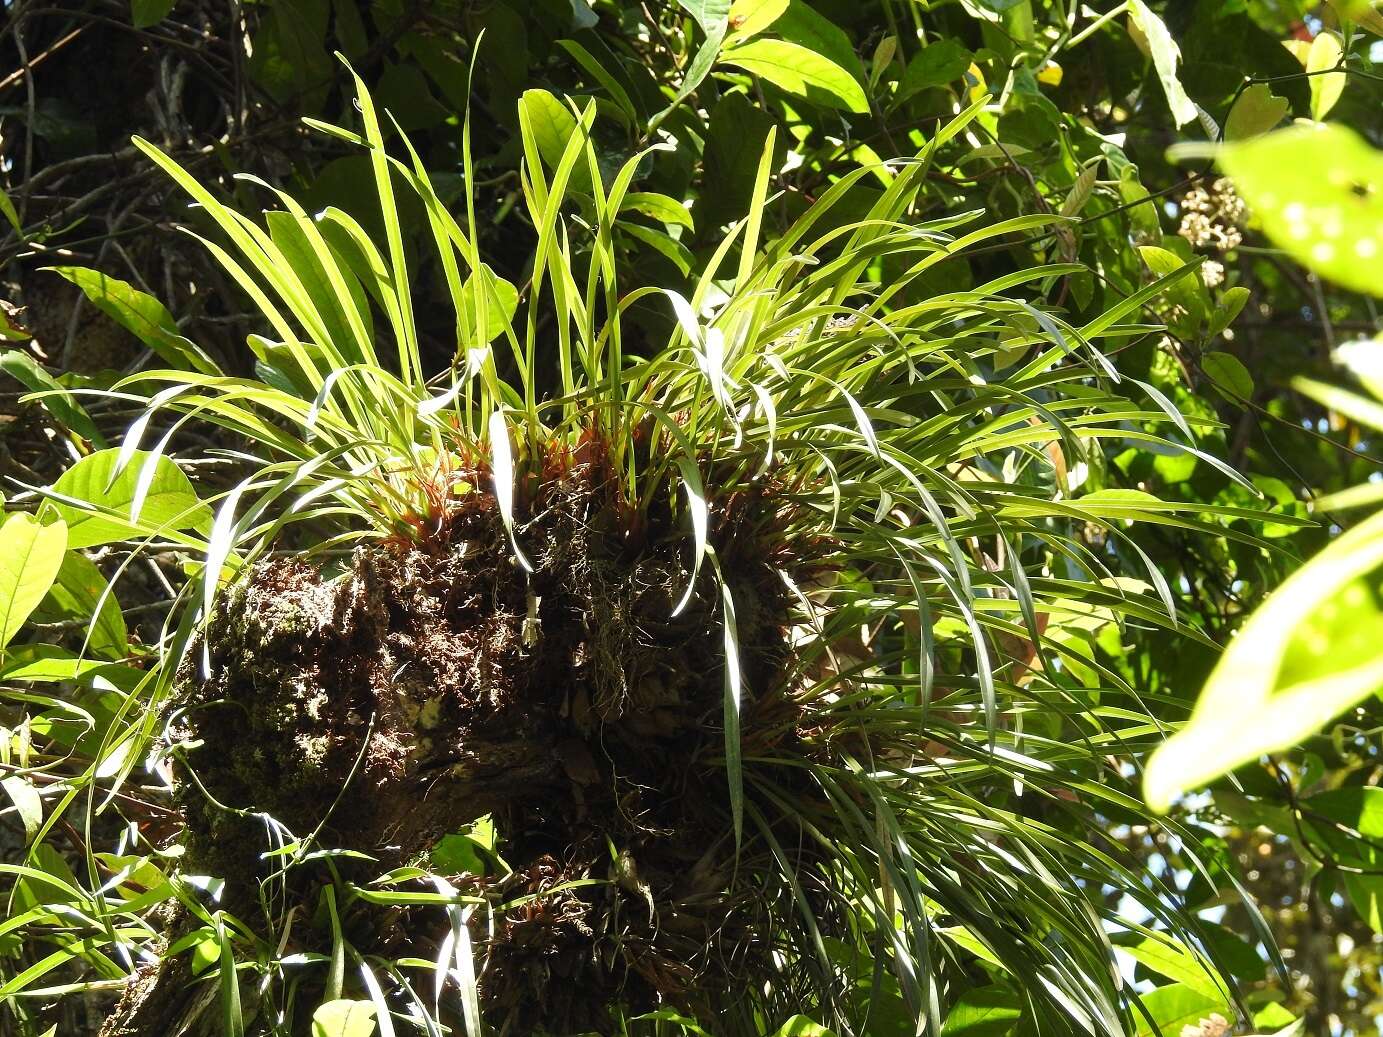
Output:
[{"xmin": 1178, "ymin": 178, "xmax": 1247, "ymax": 253}]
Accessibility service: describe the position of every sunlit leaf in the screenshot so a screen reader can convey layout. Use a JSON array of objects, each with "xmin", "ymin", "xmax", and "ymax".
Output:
[
  {"xmin": 941, "ymin": 986, "xmax": 1022, "ymax": 1034},
  {"xmin": 1133, "ymin": 983, "xmax": 1229, "ymax": 1037},
  {"xmin": 1217, "ymin": 125, "xmax": 1383, "ymax": 297},
  {"xmin": 1, "ymin": 775, "xmax": 42, "ymax": 843},
  {"xmin": 311, "ymin": 998, "xmax": 377, "ymax": 1037},
  {"xmin": 1304, "ymin": 31, "xmax": 1346, "ymax": 121},
  {"xmin": 1123, "ymin": 933, "xmax": 1227, "ymax": 1001},
  {"xmin": 0, "ymin": 514, "xmax": 67, "ymax": 651},
  {"xmin": 1299, "ymin": 788, "xmax": 1383, "ymax": 931},
  {"xmin": 771, "ymin": 1017, "xmax": 839, "ymax": 1037},
  {"xmin": 720, "ymin": 38, "xmax": 869, "ymax": 112},
  {"xmin": 1201, "ymin": 351, "xmax": 1254, "ymax": 402},
  {"xmin": 1127, "ymin": 0, "xmax": 1197, "ymax": 127},
  {"xmin": 48, "ymin": 448, "xmax": 210, "ymax": 548},
  {"xmin": 1146, "ymin": 510, "xmax": 1383, "ymax": 812},
  {"xmin": 727, "ymin": 0, "xmax": 788, "ymax": 41}
]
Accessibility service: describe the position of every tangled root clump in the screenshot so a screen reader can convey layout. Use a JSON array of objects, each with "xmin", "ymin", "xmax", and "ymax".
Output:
[{"xmin": 170, "ymin": 453, "xmax": 820, "ymax": 1033}]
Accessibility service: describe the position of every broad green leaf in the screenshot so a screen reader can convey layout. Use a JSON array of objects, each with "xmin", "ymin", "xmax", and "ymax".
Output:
[
  {"xmin": 459, "ymin": 267, "xmax": 519, "ymax": 344},
  {"xmin": 1128, "ymin": 0, "xmax": 1197, "ymax": 127},
  {"xmin": 31, "ymin": 551, "xmax": 129, "ymax": 659},
  {"xmin": 1120, "ymin": 171, "xmax": 1161, "ymax": 240},
  {"xmin": 941, "ymin": 987, "xmax": 1023, "ymax": 1035},
  {"xmin": 621, "ymin": 192, "xmax": 694, "ymax": 229},
  {"xmin": 1305, "ymin": 31, "xmax": 1346, "ymax": 120},
  {"xmin": 1299, "ymin": 788, "xmax": 1383, "ymax": 930},
  {"xmin": 518, "ymin": 89, "xmax": 591, "ymax": 193},
  {"xmin": 1224, "ymin": 84, "xmax": 1288, "ymax": 141},
  {"xmin": 727, "ymin": 0, "xmax": 788, "ymax": 41},
  {"xmin": 45, "ymin": 267, "xmax": 218, "ymax": 373},
  {"xmin": 1202, "ymin": 351, "xmax": 1254, "ymax": 402},
  {"xmin": 720, "ymin": 39, "xmax": 869, "ymax": 112},
  {"xmin": 1134, "ymin": 983, "xmax": 1229, "ymax": 1037},
  {"xmin": 131, "ymin": 0, "xmax": 175, "ymax": 27},
  {"xmin": 772, "ymin": 0, "xmax": 866, "ymax": 85},
  {"xmin": 899, "ymin": 40, "xmax": 973, "ymax": 98},
  {"xmin": 0, "ymin": 647, "xmax": 125, "ymax": 683},
  {"xmin": 699, "ymin": 92, "xmax": 777, "ymax": 227},
  {"xmin": 1124, "ymin": 933, "xmax": 1227, "ymax": 1000},
  {"xmin": 430, "ymin": 817, "xmax": 497, "ymax": 876},
  {"xmin": 0, "ymin": 515, "xmax": 67, "ymax": 651},
  {"xmin": 1146, "ymin": 509, "xmax": 1383, "ymax": 812},
  {"xmin": 49, "ymin": 448, "xmax": 210, "ymax": 549},
  {"xmin": 1253, "ymin": 1004, "xmax": 1301, "ymax": 1032},
  {"xmin": 1217, "ymin": 125, "xmax": 1383, "ymax": 297},
  {"xmin": 246, "ymin": 0, "xmax": 332, "ymax": 110},
  {"xmin": 1207, "ymin": 286, "xmax": 1250, "ymax": 339},
  {"xmin": 1138, "ymin": 245, "xmax": 1207, "ymax": 334}
]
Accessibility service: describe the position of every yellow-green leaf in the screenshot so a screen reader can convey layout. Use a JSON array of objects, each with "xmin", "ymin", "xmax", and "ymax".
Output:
[
  {"xmin": 1133, "ymin": 983, "xmax": 1230, "ymax": 1037},
  {"xmin": 1225, "ymin": 84, "xmax": 1288, "ymax": 141},
  {"xmin": 1146, "ymin": 509, "xmax": 1383, "ymax": 812},
  {"xmin": 48, "ymin": 448, "xmax": 210, "ymax": 549},
  {"xmin": 720, "ymin": 38, "xmax": 868, "ymax": 112},
  {"xmin": 0, "ymin": 514, "xmax": 67, "ymax": 651},
  {"xmin": 1128, "ymin": 0, "xmax": 1197, "ymax": 127},
  {"xmin": 311, "ymin": 999, "xmax": 377, "ymax": 1037},
  {"xmin": 727, "ymin": 0, "xmax": 788, "ymax": 41},
  {"xmin": 1218, "ymin": 125, "xmax": 1383, "ymax": 297},
  {"xmin": 1304, "ymin": 31, "xmax": 1346, "ymax": 121}
]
